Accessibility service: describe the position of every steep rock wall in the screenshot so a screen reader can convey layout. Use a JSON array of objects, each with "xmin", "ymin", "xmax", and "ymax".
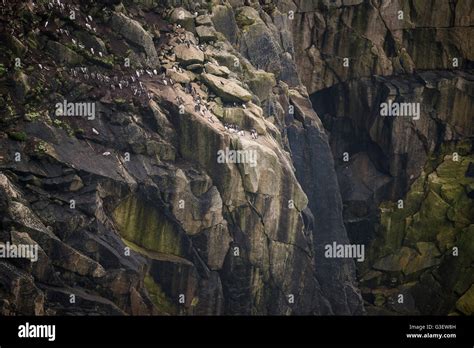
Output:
[{"xmin": 0, "ymin": 0, "xmax": 363, "ymax": 315}]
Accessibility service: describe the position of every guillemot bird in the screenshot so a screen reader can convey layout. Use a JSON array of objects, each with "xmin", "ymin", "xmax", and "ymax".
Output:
[{"xmin": 185, "ymin": 83, "xmax": 192, "ymax": 94}]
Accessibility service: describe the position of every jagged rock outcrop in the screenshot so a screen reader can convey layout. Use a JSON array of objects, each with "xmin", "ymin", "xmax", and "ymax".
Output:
[
  {"xmin": 111, "ymin": 12, "xmax": 159, "ymax": 65},
  {"xmin": 0, "ymin": 0, "xmax": 364, "ymax": 316},
  {"xmin": 227, "ymin": 0, "xmax": 473, "ymax": 315},
  {"xmin": 289, "ymin": 0, "xmax": 474, "ymax": 92},
  {"xmin": 201, "ymin": 73, "xmax": 253, "ymax": 102},
  {"xmin": 311, "ymin": 65, "xmax": 474, "ymax": 315}
]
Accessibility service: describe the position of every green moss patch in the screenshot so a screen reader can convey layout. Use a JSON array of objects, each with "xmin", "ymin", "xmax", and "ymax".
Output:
[
  {"xmin": 7, "ymin": 131, "xmax": 27, "ymax": 142},
  {"xmin": 144, "ymin": 274, "xmax": 177, "ymax": 315},
  {"xmin": 113, "ymin": 195, "xmax": 183, "ymax": 256}
]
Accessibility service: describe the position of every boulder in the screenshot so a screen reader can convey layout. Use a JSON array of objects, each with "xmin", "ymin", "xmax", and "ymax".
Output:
[
  {"xmin": 223, "ymin": 107, "xmax": 266, "ymax": 134},
  {"xmin": 204, "ymin": 62, "xmax": 230, "ymax": 77},
  {"xmin": 175, "ymin": 44, "xmax": 204, "ymax": 66},
  {"xmin": 205, "ymin": 48, "xmax": 242, "ymax": 73},
  {"xmin": 46, "ymin": 41, "xmax": 84, "ymax": 65},
  {"xmin": 248, "ymin": 70, "xmax": 276, "ymax": 101},
  {"xmin": 211, "ymin": 5, "xmax": 239, "ymax": 44},
  {"xmin": 196, "ymin": 15, "xmax": 213, "ymax": 26},
  {"xmin": 196, "ymin": 25, "xmax": 219, "ymax": 42},
  {"xmin": 235, "ymin": 6, "xmax": 261, "ymax": 27},
  {"xmin": 169, "ymin": 7, "xmax": 195, "ymax": 32},
  {"xmin": 166, "ymin": 69, "xmax": 191, "ymax": 84}
]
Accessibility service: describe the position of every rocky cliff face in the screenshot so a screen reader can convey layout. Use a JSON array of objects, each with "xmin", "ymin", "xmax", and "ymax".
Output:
[
  {"xmin": 312, "ymin": 72, "xmax": 473, "ymax": 314},
  {"xmin": 0, "ymin": 0, "xmax": 363, "ymax": 315},
  {"xmin": 289, "ymin": 0, "xmax": 473, "ymax": 314},
  {"xmin": 0, "ymin": 0, "xmax": 471, "ymax": 317},
  {"xmin": 289, "ymin": 0, "xmax": 473, "ymax": 93}
]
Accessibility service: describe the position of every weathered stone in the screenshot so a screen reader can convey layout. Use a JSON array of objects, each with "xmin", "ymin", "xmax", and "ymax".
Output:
[
  {"xmin": 196, "ymin": 25, "xmax": 219, "ymax": 42},
  {"xmin": 248, "ymin": 70, "xmax": 276, "ymax": 101},
  {"xmin": 456, "ymin": 284, "xmax": 474, "ymax": 315},
  {"xmin": 196, "ymin": 15, "xmax": 213, "ymax": 26},
  {"xmin": 204, "ymin": 62, "xmax": 230, "ymax": 77},
  {"xmin": 192, "ymin": 224, "xmax": 232, "ymax": 270},
  {"xmin": 287, "ymin": 87, "xmax": 365, "ymax": 314},
  {"xmin": 6, "ymin": 35, "xmax": 27, "ymax": 56},
  {"xmin": 223, "ymin": 107, "xmax": 266, "ymax": 134},
  {"xmin": 169, "ymin": 7, "xmax": 195, "ymax": 32},
  {"xmin": 403, "ymin": 242, "xmax": 441, "ymax": 275},
  {"xmin": 113, "ymin": 195, "xmax": 185, "ymax": 256},
  {"xmin": 46, "ymin": 41, "xmax": 84, "ymax": 65},
  {"xmin": 110, "ymin": 12, "xmax": 158, "ymax": 64},
  {"xmin": 236, "ymin": 6, "xmax": 260, "ymax": 27},
  {"xmin": 175, "ymin": 44, "xmax": 204, "ymax": 66},
  {"xmin": 201, "ymin": 73, "xmax": 252, "ymax": 102},
  {"xmin": 75, "ymin": 31, "xmax": 107, "ymax": 55},
  {"xmin": 0, "ymin": 262, "xmax": 44, "ymax": 315},
  {"xmin": 212, "ymin": 5, "xmax": 239, "ymax": 44},
  {"xmin": 166, "ymin": 68, "xmax": 191, "ymax": 84},
  {"xmin": 373, "ymin": 247, "xmax": 416, "ymax": 273}
]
